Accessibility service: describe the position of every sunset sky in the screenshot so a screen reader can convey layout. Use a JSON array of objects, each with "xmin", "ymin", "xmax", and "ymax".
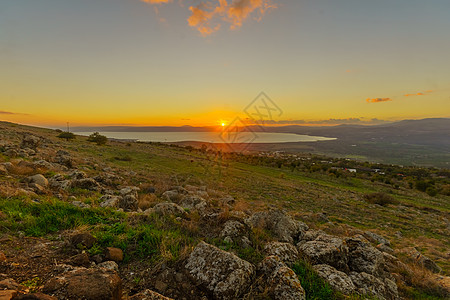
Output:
[{"xmin": 1, "ymin": 0, "xmax": 449, "ymax": 127}]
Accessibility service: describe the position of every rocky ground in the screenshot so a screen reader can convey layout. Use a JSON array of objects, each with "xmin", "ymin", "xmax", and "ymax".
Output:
[{"xmin": 0, "ymin": 122, "xmax": 449, "ymax": 299}]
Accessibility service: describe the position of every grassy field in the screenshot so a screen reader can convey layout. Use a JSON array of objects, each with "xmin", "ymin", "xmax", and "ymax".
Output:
[{"xmin": 0, "ymin": 122, "xmax": 449, "ymax": 298}]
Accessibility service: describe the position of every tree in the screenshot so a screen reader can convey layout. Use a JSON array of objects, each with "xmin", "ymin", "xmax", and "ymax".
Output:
[
  {"xmin": 87, "ymin": 132, "xmax": 108, "ymax": 145},
  {"xmin": 57, "ymin": 132, "xmax": 75, "ymax": 141}
]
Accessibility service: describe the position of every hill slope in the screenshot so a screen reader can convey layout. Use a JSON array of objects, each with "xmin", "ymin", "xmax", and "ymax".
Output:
[{"xmin": 0, "ymin": 121, "xmax": 449, "ymax": 299}]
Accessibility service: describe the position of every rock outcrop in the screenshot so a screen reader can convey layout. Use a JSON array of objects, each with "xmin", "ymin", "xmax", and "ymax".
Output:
[{"xmin": 185, "ymin": 241, "xmax": 255, "ymax": 299}]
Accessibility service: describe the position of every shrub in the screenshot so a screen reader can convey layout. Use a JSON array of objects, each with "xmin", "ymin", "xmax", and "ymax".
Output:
[
  {"xmin": 426, "ymin": 187, "xmax": 438, "ymax": 197},
  {"xmin": 363, "ymin": 192, "xmax": 398, "ymax": 206},
  {"xmin": 57, "ymin": 132, "xmax": 75, "ymax": 141},
  {"xmin": 87, "ymin": 132, "xmax": 108, "ymax": 145}
]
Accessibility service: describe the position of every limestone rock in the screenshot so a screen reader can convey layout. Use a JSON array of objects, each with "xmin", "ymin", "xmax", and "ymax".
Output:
[
  {"xmin": 246, "ymin": 209, "xmax": 308, "ymax": 243},
  {"xmin": 220, "ymin": 220, "xmax": 251, "ymax": 248},
  {"xmin": 349, "ymin": 271, "xmax": 399, "ymax": 300},
  {"xmin": 25, "ymin": 174, "xmax": 48, "ymax": 187},
  {"xmin": 313, "ymin": 264, "xmax": 356, "ymax": 294},
  {"xmin": 264, "ymin": 242, "xmax": 299, "ymax": 266},
  {"xmin": 118, "ymin": 194, "xmax": 138, "ymax": 211},
  {"xmin": 99, "ymin": 195, "xmax": 121, "ymax": 208},
  {"xmin": 43, "ymin": 267, "xmax": 122, "ymax": 300},
  {"xmin": 298, "ymin": 233, "xmax": 349, "ymax": 272},
  {"xmin": 179, "ymin": 195, "xmax": 207, "ymax": 211},
  {"xmin": 152, "ymin": 203, "xmax": 186, "ymax": 217},
  {"xmin": 253, "ymin": 256, "xmax": 305, "ymax": 300},
  {"xmin": 346, "ymin": 235, "xmax": 386, "ymax": 276},
  {"xmin": 185, "ymin": 241, "xmax": 255, "ymax": 299}
]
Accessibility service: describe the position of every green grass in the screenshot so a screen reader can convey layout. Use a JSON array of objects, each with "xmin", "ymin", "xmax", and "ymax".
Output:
[
  {"xmin": 291, "ymin": 260, "xmax": 336, "ymax": 300},
  {"xmin": 0, "ymin": 197, "xmax": 199, "ymax": 263}
]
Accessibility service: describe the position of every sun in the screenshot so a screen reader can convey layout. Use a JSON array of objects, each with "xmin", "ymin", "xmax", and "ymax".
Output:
[{"xmin": 221, "ymin": 122, "xmax": 226, "ymax": 127}]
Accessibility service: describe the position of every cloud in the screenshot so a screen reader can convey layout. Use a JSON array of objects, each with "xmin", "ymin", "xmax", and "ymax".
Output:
[
  {"xmin": 404, "ymin": 90, "xmax": 433, "ymax": 97},
  {"xmin": 227, "ymin": 0, "xmax": 277, "ymax": 29},
  {"xmin": 141, "ymin": 0, "xmax": 277, "ymax": 36},
  {"xmin": 243, "ymin": 118, "xmax": 389, "ymax": 126},
  {"xmin": 366, "ymin": 98, "xmax": 392, "ymax": 103},
  {"xmin": 0, "ymin": 110, "xmax": 29, "ymax": 115}
]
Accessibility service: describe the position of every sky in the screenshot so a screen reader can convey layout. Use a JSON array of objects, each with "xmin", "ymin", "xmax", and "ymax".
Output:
[{"xmin": 1, "ymin": 0, "xmax": 450, "ymax": 127}]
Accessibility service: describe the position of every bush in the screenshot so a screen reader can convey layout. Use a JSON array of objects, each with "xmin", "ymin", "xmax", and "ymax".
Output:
[
  {"xmin": 363, "ymin": 192, "xmax": 398, "ymax": 206},
  {"xmin": 87, "ymin": 132, "xmax": 108, "ymax": 145},
  {"xmin": 426, "ymin": 187, "xmax": 438, "ymax": 197},
  {"xmin": 57, "ymin": 132, "xmax": 75, "ymax": 141}
]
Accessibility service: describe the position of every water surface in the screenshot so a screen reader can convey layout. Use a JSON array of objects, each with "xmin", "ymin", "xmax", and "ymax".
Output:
[{"xmin": 75, "ymin": 131, "xmax": 336, "ymax": 143}]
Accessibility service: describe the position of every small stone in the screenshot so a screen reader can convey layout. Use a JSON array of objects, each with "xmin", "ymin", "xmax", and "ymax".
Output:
[
  {"xmin": 105, "ymin": 247, "xmax": 123, "ymax": 262},
  {"xmin": 70, "ymin": 253, "xmax": 90, "ymax": 267},
  {"xmin": 97, "ymin": 261, "xmax": 119, "ymax": 272},
  {"xmin": 0, "ymin": 290, "xmax": 17, "ymax": 300},
  {"xmin": 71, "ymin": 232, "xmax": 97, "ymax": 249}
]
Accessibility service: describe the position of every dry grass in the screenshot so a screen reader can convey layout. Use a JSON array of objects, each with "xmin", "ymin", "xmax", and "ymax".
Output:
[
  {"xmin": 233, "ymin": 199, "xmax": 252, "ymax": 212},
  {"xmin": 138, "ymin": 194, "xmax": 158, "ymax": 211},
  {"xmin": 394, "ymin": 261, "xmax": 449, "ymax": 298}
]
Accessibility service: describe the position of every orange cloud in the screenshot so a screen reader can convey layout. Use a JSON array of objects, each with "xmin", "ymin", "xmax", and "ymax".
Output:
[
  {"xmin": 366, "ymin": 98, "xmax": 392, "ymax": 103},
  {"xmin": 227, "ymin": 0, "xmax": 277, "ymax": 29},
  {"xmin": 404, "ymin": 90, "xmax": 433, "ymax": 97},
  {"xmin": 187, "ymin": 1, "xmax": 227, "ymax": 36},
  {"xmin": 142, "ymin": 0, "xmax": 277, "ymax": 36}
]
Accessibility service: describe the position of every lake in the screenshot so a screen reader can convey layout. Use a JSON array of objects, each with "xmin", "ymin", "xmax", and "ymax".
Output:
[{"xmin": 75, "ymin": 131, "xmax": 336, "ymax": 143}]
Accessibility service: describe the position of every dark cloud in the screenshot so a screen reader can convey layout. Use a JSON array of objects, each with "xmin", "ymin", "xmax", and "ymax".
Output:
[{"xmin": 0, "ymin": 110, "xmax": 29, "ymax": 115}]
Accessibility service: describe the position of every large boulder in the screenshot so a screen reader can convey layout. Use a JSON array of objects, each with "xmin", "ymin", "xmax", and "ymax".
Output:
[
  {"xmin": 43, "ymin": 267, "xmax": 122, "ymax": 300},
  {"xmin": 313, "ymin": 264, "xmax": 356, "ymax": 295},
  {"xmin": 251, "ymin": 256, "xmax": 305, "ymax": 300},
  {"xmin": 298, "ymin": 233, "xmax": 349, "ymax": 272},
  {"xmin": 349, "ymin": 271, "xmax": 399, "ymax": 300},
  {"xmin": 246, "ymin": 209, "xmax": 308, "ymax": 243},
  {"xmin": 185, "ymin": 241, "xmax": 255, "ymax": 299},
  {"xmin": 25, "ymin": 174, "xmax": 48, "ymax": 187},
  {"xmin": 264, "ymin": 242, "xmax": 299, "ymax": 266},
  {"xmin": 152, "ymin": 203, "xmax": 186, "ymax": 217},
  {"xmin": 345, "ymin": 235, "xmax": 386, "ymax": 276}
]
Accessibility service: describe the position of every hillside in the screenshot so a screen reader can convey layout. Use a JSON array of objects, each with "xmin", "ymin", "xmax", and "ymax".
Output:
[
  {"xmin": 0, "ymin": 121, "xmax": 449, "ymax": 299},
  {"xmin": 73, "ymin": 118, "xmax": 450, "ymax": 167}
]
